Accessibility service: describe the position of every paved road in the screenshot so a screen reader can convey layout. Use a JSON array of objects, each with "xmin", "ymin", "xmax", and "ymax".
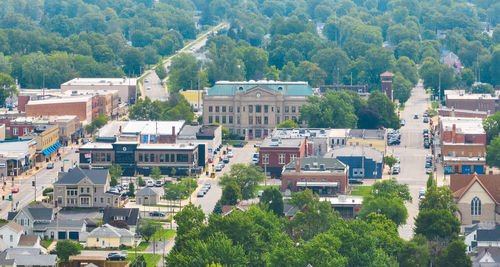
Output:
[
  {"xmin": 390, "ymin": 81, "xmax": 432, "ymax": 240},
  {"xmin": 0, "ymin": 146, "xmax": 79, "ymax": 219},
  {"xmin": 192, "ymin": 143, "xmax": 256, "ymax": 214},
  {"xmin": 142, "ymin": 71, "xmax": 167, "ymax": 101}
]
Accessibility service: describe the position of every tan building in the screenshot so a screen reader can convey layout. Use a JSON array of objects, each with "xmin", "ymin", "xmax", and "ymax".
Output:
[
  {"xmin": 451, "ymin": 174, "xmax": 500, "ymax": 225},
  {"xmin": 61, "ymin": 77, "xmax": 137, "ymax": 104},
  {"xmin": 203, "ymin": 81, "xmax": 314, "ymax": 139},
  {"xmin": 23, "ymin": 124, "xmax": 60, "ymax": 162},
  {"xmin": 0, "ymin": 124, "xmax": 4, "ymax": 141},
  {"xmin": 53, "ymin": 167, "xmax": 122, "ymax": 208},
  {"xmin": 347, "ymin": 129, "xmax": 386, "ymax": 154}
]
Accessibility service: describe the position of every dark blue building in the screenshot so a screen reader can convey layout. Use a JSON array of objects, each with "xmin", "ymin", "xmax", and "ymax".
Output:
[{"xmin": 326, "ymin": 146, "xmax": 383, "ymax": 179}]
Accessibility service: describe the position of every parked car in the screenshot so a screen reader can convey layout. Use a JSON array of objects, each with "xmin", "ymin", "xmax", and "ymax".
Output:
[
  {"xmin": 233, "ymin": 142, "xmax": 245, "ymax": 148},
  {"xmin": 419, "ymin": 187, "xmax": 426, "ymax": 199},
  {"xmin": 46, "ymin": 163, "xmax": 54, "ymax": 169},
  {"xmin": 349, "ymin": 179, "xmax": 364, "ymax": 184},
  {"xmin": 144, "ymin": 78, "xmax": 149, "ymax": 83},
  {"xmin": 254, "ymin": 143, "xmax": 261, "ymax": 148},
  {"xmin": 208, "ymin": 158, "xmax": 213, "ymax": 163},
  {"xmin": 425, "ymin": 162, "xmax": 432, "ymax": 168},
  {"xmin": 122, "ymin": 181, "xmax": 129, "ymax": 188},
  {"xmin": 146, "ymin": 86, "xmax": 151, "ymax": 90},
  {"xmin": 414, "ymin": 114, "xmax": 419, "ymax": 119},
  {"xmin": 107, "ymin": 253, "xmax": 126, "ymax": 261},
  {"xmin": 146, "ymin": 180, "xmax": 154, "ymax": 187},
  {"xmin": 392, "ymin": 166, "xmax": 400, "ymax": 174},
  {"xmin": 149, "ymin": 211, "xmax": 165, "ymax": 217},
  {"xmin": 11, "ymin": 188, "xmax": 19, "ymax": 193},
  {"xmin": 215, "ymin": 164, "xmax": 223, "ymax": 172},
  {"xmin": 400, "ymin": 118, "xmax": 406, "ymax": 126},
  {"xmin": 425, "ymin": 168, "xmax": 432, "ymax": 174},
  {"xmin": 252, "ymin": 153, "xmax": 259, "ymax": 164},
  {"xmin": 228, "ymin": 151, "xmax": 233, "ymax": 158},
  {"xmin": 423, "ymin": 117, "xmax": 429, "ymax": 123},
  {"xmin": 258, "ymin": 190, "xmax": 264, "ymax": 197},
  {"xmin": 223, "ymin": 157, "xmax": 229, "ymax": 163},
  {"xmin": 204, "ymin": 183, "xmax": 211, "ymax": 189},
  {"xmin": 197, "ymin": 191, "xmax": 205, "ymax": 198},
  {"xmin": 155, "ymin": 180, "xmax": 163, "ymax": 187}
]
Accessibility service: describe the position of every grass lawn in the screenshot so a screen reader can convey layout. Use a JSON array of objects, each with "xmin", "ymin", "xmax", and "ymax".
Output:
[
  {"xmin": 42, "ymin": 239, "xmax": 53, "ymax": 249},
  {"xmin": 152, "ymin": 229, "xmax": 176, "ymax": 241},
  {"xmin": 223, "ymin": 140, "xmax": 247, "ymax": 146},
  {"xmin": 128, "ymin": 242, "xmax": 150, "ymax": 251},
  {"xmin": 126, "ymin": 253, "xmax": 161, "ymax": 267},
  {"xmin": 350, "ymin": 186, "xmax": 373, "ymax": 198}
]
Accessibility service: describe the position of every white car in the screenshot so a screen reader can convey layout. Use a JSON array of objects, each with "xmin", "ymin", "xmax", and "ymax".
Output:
[
  {"xmin": 146, "ymin": 86, "xmax": 151, "ymax": 90},
  {"xmin": 228, "ymin": 151, "xmax": 233, "ymax": 158},
  {"xmin": 252, "ymin": 153, "xmax": 259, "ymax": 164},
  {"xmin": 146, "ymin": 180, "xmax": 154, "ymax": 187},
  {"xmin": 121, "ymin": 182, "xmax": 129, "ymax": 189}
]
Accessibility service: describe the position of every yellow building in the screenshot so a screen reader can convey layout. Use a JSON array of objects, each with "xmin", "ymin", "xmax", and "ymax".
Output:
[
  {"xmin": 24, "ymin": 124, "xmax": 60, "ymax": 162},
  {"xmin": 346, "ymin": 129, "xmax": 386, "ymax": 154},
  {"xmin": 87, "ymin": 224, "xmax": 134, "ymax": 249},
  {"xmin": 180, "ymin": 90, "xmax": 204, "ymax": 111}
]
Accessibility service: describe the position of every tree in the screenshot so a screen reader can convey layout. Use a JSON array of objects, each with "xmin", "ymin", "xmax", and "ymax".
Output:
[
  {"xmin": 238, "ymin": 46, "xmax": 269, "ymax": 80},
  {"xmin": 120, "ymin": 47, "xmax": 144, "ymax": 76},
  {"xmin": 484, "ymin": 112, "xmax": 500, "ymax": 142},
  {"xmin": 427, "ymin": 173, "xmax": 434, "ymax": 188},
  {"xmin": 168, "ymin": 53, "xmax": 202, "ymax": 92},
  {"xmin": 155, "ymin": 65, "xmax": 167, "ymax": 80},
  {"xmin": 109, "ymin": 220, "xmax": 129, "ymax": 230},
  {"xmin": 300, "ymin": 90, "xmax": 358, "ymax": 128},
  {"xmin": 137, "ymin": 176, "xmax": 145, "ymax": 187},
  {"xmin": 393, "ymin": 73, "xmax": 413, "ymax": 103},
  {"xmin": 219, "ymin": 182, "xmax": 241, "ymax": 205},
  {"xmin": 0, "ymin": 73, "xmax": 17, "ymax": 107},
  {"xmin": 128, "ymin": 182, "xmax": 135, "ymax": 197},
  {"xmin": 173, "ymin": 203, "xmax": 205, "ymax": 249},
  {"xmin": 418, "ymin": 185, "xmax": 456, "ymax": 212},
  {"xmin": 55, "ymin": 240, "xmax": 81, "ymax": 261},
  {"xmin": 435, "ymin": 239, "xmax": 472, "ymax": 267},
  {"xmin": 259, "ymin": 187, "xmax": 284, "ymax": 216},
  {"xmin": 367, "ymin": 91, "xmax": 400, "ymax": 129},
  {"xmin": 398, "ymin": 235, "xmax": 431, "ymax": 267},
  {"xmin": 460, "ymin": 68, "xmax": 475, "ymax": 87},
  {"xmin": 276, "ymin": 119, "xmax": 299, "ymax": 128},
  {"xmin": 109, "ymin": 164, "xmax": 122, "ymax": 187},
  {"xmin": 150, "ymin": 167, "xmax": 162, "ymax": 180},
  {"xmin": 219, "ymin": 164, "xmax": 265, "ymax": 200},
  {"xmin": 358, "ymin": 197, "xmax": 408, "ymax": 226},
  {"xmin": 486, "ymin": 136, "xmax": 500, "ymax": 168},
  {"xmin": 384, "ymin": 156, "xmax": 397, "ymax": 174},
  {"xmin": 136, "ymin": 220, "xmax": 161, "ymax": 242},
  {"xmin": 472, "ymin": 83, "xmax": 494, "ymax": 95}
]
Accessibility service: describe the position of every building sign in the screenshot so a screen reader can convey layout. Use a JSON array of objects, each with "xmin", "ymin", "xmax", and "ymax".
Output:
[{"xmin": 0, "ymin": 163, "xmax": 5, "ymax": 167}]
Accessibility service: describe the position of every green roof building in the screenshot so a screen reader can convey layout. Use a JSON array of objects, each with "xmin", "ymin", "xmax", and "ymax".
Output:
[{"xmin": 203, "ymin": 81, "xmax": 315, "ymax": 139}]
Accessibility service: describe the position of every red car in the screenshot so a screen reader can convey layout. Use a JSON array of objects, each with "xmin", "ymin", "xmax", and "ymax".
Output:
[
  {"xmin": 11, "ymin": 188, "xmax": 19, "ymax": 193},
  {"xmin": 208, "ymin": 158, "xmax": 213, "ymax": 163}
]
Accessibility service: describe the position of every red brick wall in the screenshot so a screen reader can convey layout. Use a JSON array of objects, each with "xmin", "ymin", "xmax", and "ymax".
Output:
[
  {"xmin": 26, "ymin": 102, "xmax": 88, "ymax": 122},
  {"xmin": 438, "ymin": 109, "xmax": 488, "ymax": 118},
  {"xmin": 282, "ymin": 172, "xmax": 348, "ymax": 194},
  {"xmin": 442, "ymin": 131, "xmax": 487, "ymax": 145},
  {"xmin": 446, "ymin": 98, "xmax": 496, "ymax": 113},
  {"xmin": 17, "ymin": 96, "xmax": 30, "ymax": 112},
  {"xmin": 259, "ymin": 140, "xmax": 306, "ymax": 169}
]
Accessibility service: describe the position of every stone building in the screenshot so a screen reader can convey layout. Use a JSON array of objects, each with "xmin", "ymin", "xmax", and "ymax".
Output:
[{"xmin": 202, "ymin": 81, "xmax": 314, "ymax": 139}]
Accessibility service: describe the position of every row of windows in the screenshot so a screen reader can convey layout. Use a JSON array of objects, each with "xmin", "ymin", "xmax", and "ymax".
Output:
[
  {"xmin": 261, "ymin": 154, "xmax": 297, "ymax": 165},
  {"xmin": 11, "ymin": 127, "xmax": 30, "ymax": 136},
  {"xmin": 447, "ymin": 151, "xmax": 484, "ymax": 157},
  {"xmin": 207, "ymin": 105, "xmax": 300, "ymax": 114},
  {"xmin": 93, "ymin": 153, "xmax": 112, "ymax": 162},
  {"xmin": 66, "ymin": 197, "xmax": 111, "ymax": 205},
  {"xmin": 208, "ymin": 115, "xmax": 297, "ymax": 125},
  {"xmin": 138, "ymin": 153, "xmax": 190, "ymax": 163}
]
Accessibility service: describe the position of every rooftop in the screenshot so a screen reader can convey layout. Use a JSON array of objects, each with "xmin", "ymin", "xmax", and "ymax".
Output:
[
  {"xmin": 88, "ymin": 224, "xmax": 134, "ymax": 238},
  {"xmin": 272, "ymin": 128, "xmax": 332, "ymax": 139},
  {"xmin": 326, "ymin": 146, "xmax": 384, "ymax": 162},
  {"xmin": 62, "ymin": 77, "xmax": 137, "ymax": 86},
  {"xmin": 284, "ymin": 157, "xmax": 347, "ymax": 172},
  {"xmin": 180, "ymin": 90, "xmax": 204, "ymax": 102},
  {"xmin": 137, "ymin": 143, "xmax": 198, "ymax": 150},
  {"xmin": 320, "ymin": 195, "xmax": 364, "ymax": 205},
  {"xmin": 17, "ymin": 234, "xmax": 39, "ymax": 247},
  {"xmin": 348, "ymin": 129, "xmax": 386, "ymax": 140},
  {"xmin": 121, "ymin": 120, "xmax": 185, "ymax": 136},
  {"xmin": 206, "ymin": 80, "xmax": 314, "ymax": 96},
  {"xmin": 261, "ymin": 137, "xmax": 304, "ymax": 148},
  {"xmin": 26, "ymin": 95, "xmax": 93, "ymax": 105},
  {"xmin": 136, "ymin": 187, "xmax": 159, "ymax": 196},
  {"xmin": 55, "ymin": 167, "xmax": 108, "ymax": 185},
  {"xmin": 440, "ymin": 117, "xmax": 485, "ymax": 134},
  {"xmin": 97, "ymin": 121, "xmax": 129, "ymax": 138},
  {"xmin": 79, "ymin": 142, "xmax": 114, "ymax": 150}
]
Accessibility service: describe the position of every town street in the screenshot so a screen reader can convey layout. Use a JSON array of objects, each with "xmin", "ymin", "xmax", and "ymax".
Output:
[
  {"xmin": 0, "ymin": 146, "xmax": 80, "ymax": 219},
  {"xmin": 391, "ymin": 81, "xmax": 432, "ymax": 240}
]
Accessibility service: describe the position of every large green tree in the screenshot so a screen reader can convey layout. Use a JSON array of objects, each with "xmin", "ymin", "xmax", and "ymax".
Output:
[
  {"xmin": 55, "ymin": 240, "xmax": 81, "ymax": 261},
  {"xmin": 219, "ymin": 164, "xmax": 265, "ymax": 200},
  {"xmin": 0, "ymin": 73, "xmax": 17, "ymax": 107},
  {"xmin": 486, "ymin": 136, "xmax": 500, "ymax": 168},
  {"xmin": 219, "ymin": 182, "xmax": 241, "ymax": 205},
  {"xmin": 259, "ymin": 187, "xmax": 284, "ymax": 216}
]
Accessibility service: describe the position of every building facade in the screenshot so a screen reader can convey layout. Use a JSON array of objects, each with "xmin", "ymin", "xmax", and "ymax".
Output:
[
  {"xmin": 445, "ymin": 91, "xmax": 498, "ymax": 114},
  {"xmin": 23, "ymin": 124, "xmax": 60, "ymax": 162},
  {"xmin": 61, "ymin": 77, "xmax": 137, "ymax": 104},
  {"xmin": 347, "ymin": 129, "xmax": 386, "ymax": 154},
  {"xmin": 281, "ymin": 158, "xmax": 349, "ymax": 196},
  {"xmin": 258, "ymin": 137, "xmax": 307, "ymax": 177},
  {"xmin": 326, "ymin": 146, "xmax": 383, "ymax": 179},
  {"xmin": 380, "ymin": 71, "xmax": 394, "ymax": 101},
  {"xmin": 203, "ymin": 81, "xmax": 314, "ymax": 139},
  {"xmin": 25, "ymin": 96, "xmax": 93, "ymax": 124}
]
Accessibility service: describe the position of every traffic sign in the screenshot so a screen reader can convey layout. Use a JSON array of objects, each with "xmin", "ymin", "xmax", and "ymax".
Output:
[{"xmin": 64, "ymin": 159, "xmax": 69, "ymax": 162}]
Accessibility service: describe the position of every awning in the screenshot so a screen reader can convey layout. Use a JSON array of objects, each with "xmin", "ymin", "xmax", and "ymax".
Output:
[
  {"xmin": 42, "ymin": 142, "xmax": 62, "ymax": 156},
  {"xmin": 296, "ymin": 181, "xmax": 338, "ymax": 187}
]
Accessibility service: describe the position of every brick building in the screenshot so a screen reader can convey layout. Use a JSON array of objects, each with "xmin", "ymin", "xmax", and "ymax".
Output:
[
  {"xmin": 445, "ymin": 91, "xmax": 498, "ymax": 114},
  {"xmin": 61, "ymin": 77, "xmax": 137, "ymax": 104},
  {"xmin": 23, "ymin": 124, "xmax": 60, "ymax": 162},
  {"xmin": 26, "ymin": 96, "xmax": 93, "ymax": 124},
  {"xmin": 380, "ymin": 71, "xmax": 394, "ymax": 101},
  {"xmin": 281, "ymin": 158, "xmax": 349, "ymax": 196},
  {"xmin": 438, "ymin": 107, "xmax": 488, "ymax": 118},
  {"xmin": 440, "ymin": 117, "xmax": 486, "ymax": 174},
  {"xmin": 258, "ymin": 137, "xmax": 308, "ymax": 177}
]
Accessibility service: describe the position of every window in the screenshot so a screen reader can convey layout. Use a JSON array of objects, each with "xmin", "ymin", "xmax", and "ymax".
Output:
[
  {"xmin": 215, "ymin": 116, "xmax": 220, "ymax": 123},
  {"xmin": 150, "ymin": 154, "xmax": 155, "ymax": 162},
  {"xmin": 87, "ymin": 188, "xmax": 90, "ymax": 193},
  {"xmin": 264, "ymin": 105, "xmax": 268, "ymax": 113},
  {"xmin": 292, "ymin": 106, "xmax": 296, "ymax": 113},
  {"xmin": 229, "ymin": 116, "xmax": 233, "ymax": 124},
  {"xmin": 81, "ymin": 188, "xmax": 84, "ymax": 193},
  {"xmin": 276, "ymin": 116, "xmax": 280, "ymax": 124},
  {"xmin": 279, "ymin": 154, "xmax": 285, "ymax": 164},
  {"xmin": 215, "ymin": 106, "xmax": 220, "ymax": 112},
  {"xmin": 276, "ymin": 107, "xmax": 280, "ymax": 113},
  {"xmin": 209, "ymin": 106, "xmax": 213, "ymax": 112},
  {"xmin": 101, "ymin": 197, "xmax": 104, "ymax": 203},
  {"xmin": 285, "ymin": 116, "xmax": 289, "ymax": 121},
  {"xmin": 171, "ymin": 154, "xmax": 175, "ymax": 162},
  {"xmin": 285, "ymin": 106, "xmax": 289, "ymax": 113},
  {"xmin": 263, "ymin": 154, "xmax": 269, "ymax": 164},
  {"xmin": 292, "ymin": 116, "xmax": 297, "ymax": 122},
  {"xmin": 165, "ymin": 154, "xmax": 170, "ymax": 162},
  {"xmin": 249, "ymin": 105, "xmax": 253, "ymax": 113},
  {"xmin": 144, "ymin": 154, "xmax": 149, "ymax": 162},
  {"xmin": 160, "ymin": 154, "xmax": 164, "ymax": 162},
  {"xmin": 229, "ymin": 106, "xmax": 233, "ymax": 112},
  {"xmin": 222, "ymin": 116, "xmax": 226, "ymax": 124},
  {"xmin": 12, "ymin": 128, "xmax": 18, "ymax": 136},
  {"xmin": 290, "ymin": 154, "xmax": 296, "ymax": 161},
  {"xmin": 23, "ymin": 128, "xmax": 29, "ymax": 135},
  {"xmin": 256, "ymin": 105, "xmax": 261, "ymax": 113},
  {"xmin": 176, "ymin": 154, "xmax": 189, "ymax": 162},
  {"xmin": 256, "ymin": 116, "xmax": 262, "ymax": 125},
  {"xmin": 237, "ymin": 116, "xmax": 240, "ymax": 124},
  {"xmin": 471, "ymin": 197, "xmax": 481, "ymax": 216},
  {"xmin": 10, "ymin": 235, "xmax": 12, "ymax": 242},
  {"xmin": 222, "ymin": 106, "xmax": 226, "ymax": 112},
  {"xmin": 107, "ymin": 153, "xmax": 111, "ymax": 161},
  {"xmin": 237, "ymin": 107, "xmax": 240, "ymax": 113},
  {"xmin": 94, "ymin": 188, "xmax": 96, "ymax": 193},
  {"xmin": 264, "ymin": 116, "xmax": 268, "ymax": 125},
  {"xmin": 209, "ymin": 116, "xmax": 213, "ymax": 123},
  {"xmin": 249, "ymin": 116, "xmax": 253, "ymax": 125},
  {"xmin": 139, "ymin": 153, "xmax": 143, "ymax": 161}
]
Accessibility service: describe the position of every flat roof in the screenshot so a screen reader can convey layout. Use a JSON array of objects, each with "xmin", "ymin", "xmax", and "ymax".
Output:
[
  {"xmin": 296, "ymin": 181, "xmax": 338, "ymax": 187},
  {"xmin": 320, "ymin": 195, "xmax": 363, "ymax": 205},
  {"xmin": 11, "ymin": 115, "xmax": 78, "ymax": 124},
  {"xmin": 440, "ymin": 117, "xmax": 485, "ymax": 134},
  {"xmin": 137, "ymin": 143, "xmax": 197, "ymax": 150},
  {"xmin": 26, "ymin": 96, "xmax": 92, "ymax": 105},
  {"xmin": 62, "ymin": 77, "xmax": 137, "ymax": 86},
  {"xmin": 443, "ymin": 156, "xmax": 486, "ymax": 161},
  {"xmin": 98, "ymin": 121, "xmax": 129, "ymax": 138},
  {"xmin": 261, "ymin": 137, "xmax": 304, "ymax": 148},
  {"xmin": 272, "ymin": 128, "xmax": 331, "ymax": 139},
  {"xmin": 326, "ymin": 146, "xmax": 383, "ymax": 162},
  {"xmin": 122, "ymin": 121, "xmax": 185, "ymax": 135},
  {"xmin": 79, "ymin": 143, "xmax": 113, "ymax": 150},
  {"xmin": 348, "ymin": 129, "xmax": 386, "ymax": 140}
]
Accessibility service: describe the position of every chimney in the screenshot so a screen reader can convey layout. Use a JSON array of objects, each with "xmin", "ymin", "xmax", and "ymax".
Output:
[
  {"xmin": 452, "ymin": 124, "xmax": 456, "ymax": 143},
  {"xmin": 295, "ymin": 158, "xmax": 301, "ymax": 173},
  {"xmin": 172, "ymin": 126, "xmax": 175, "ymax": 136},
  {"xmin": 119, "ymin": 125, "xmax": 122, "ymax": 133}
]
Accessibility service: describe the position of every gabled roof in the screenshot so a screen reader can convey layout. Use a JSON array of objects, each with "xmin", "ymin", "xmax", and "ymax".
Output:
[
  {"xmin": 89, "ymin": 224, "xmax": 133, "ymax": 238},
  {"xmin": 17, "ymin": 234, "xmax": 39, "ymax": 247},
  {"xmin": 477, "ymin": 224, "xmax": 500, "ymax": 242},
  {"xmin": 450, "ymin": 174, "xmax": 500, "ymax": 204},
  {"xmin": 103, "ymin": 208, "xmax": 140, "ymax": 226},
  {"xmin": 0, "ymin": 221, "xmax": 24, "ymax": 233},
  {"xmin": 380, "ymin": 71, "xmax": 394, "ymax": 77},
  {"xmin": 27, "ymin": 207, "xmax": 53, "ymax": 221},
  {"xmin": 136, "ymin": 187, "xmax": 158, "ymax": 196},
  {"xmin": 55, "ymin": 167, "xmax": 108, "ymax": 185}
]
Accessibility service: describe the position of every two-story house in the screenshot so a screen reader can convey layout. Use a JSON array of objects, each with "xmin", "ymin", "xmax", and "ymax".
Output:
[
  {"xmin": 102, "ymin": 208, "xmax": 140, "ymax": 232},
  {"xmin": 0, "ymin": 222, "xmax": 24, "ymax": 248},
  {"xmin": 53, "ymin": 167, "xmax": 121, "ymax": 208},
  {"xmin": 8, "ymin": 207, "xmax": 53, "ymax": 235}
]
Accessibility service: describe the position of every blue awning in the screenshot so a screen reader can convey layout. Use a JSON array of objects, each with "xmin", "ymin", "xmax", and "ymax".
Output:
[
  {"xmin": 42, "ymin": 142, "xmax": 61, "ymax": 156},
  {"xmin": 55, "ymin": 142, "xmax": 61, "ymax": 148}
]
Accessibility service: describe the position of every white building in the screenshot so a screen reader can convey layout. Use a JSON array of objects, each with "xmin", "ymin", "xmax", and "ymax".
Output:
[{"xmin": 61, "ymin": 77, "xmax": 137, "ymax": 104}]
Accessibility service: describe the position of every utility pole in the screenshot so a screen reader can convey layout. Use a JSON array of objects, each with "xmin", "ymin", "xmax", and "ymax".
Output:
[{"xmin": 438, "ymin": 71, "xmax": 441, "ymax": 102}]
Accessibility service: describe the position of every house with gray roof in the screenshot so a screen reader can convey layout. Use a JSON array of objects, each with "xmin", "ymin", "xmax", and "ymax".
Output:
[
  {"xmin": 37, "ymin": 219, "xmax": 87, "ymax": 242},
  {"xmin": 135, "ymin": 187, "xmax": 160, "ymax": 205},
  {"xmin": 8, "ymin": 206, "xmax": 53, "ymax": 235},
  {"xmin": 0, "ymin": 248, "xmax": 57, "ymax": 267},
  {"xmin": 53, "ymin": 167, "xmax": 122, "ymax": 208},
  {"xmin": 326, "ymin": 146, "xmax": 384, "ymax": 179},
  {"xmin": 87, "ymin": 224, "xmax": 134, "ymax": 249},
  {"xmin": 103, "ymin": 208, "xmax": 140, "ymax": 232},
  {"xmin": 203, "ymin": 81, "xmax": 314, "ymax": 139}
]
